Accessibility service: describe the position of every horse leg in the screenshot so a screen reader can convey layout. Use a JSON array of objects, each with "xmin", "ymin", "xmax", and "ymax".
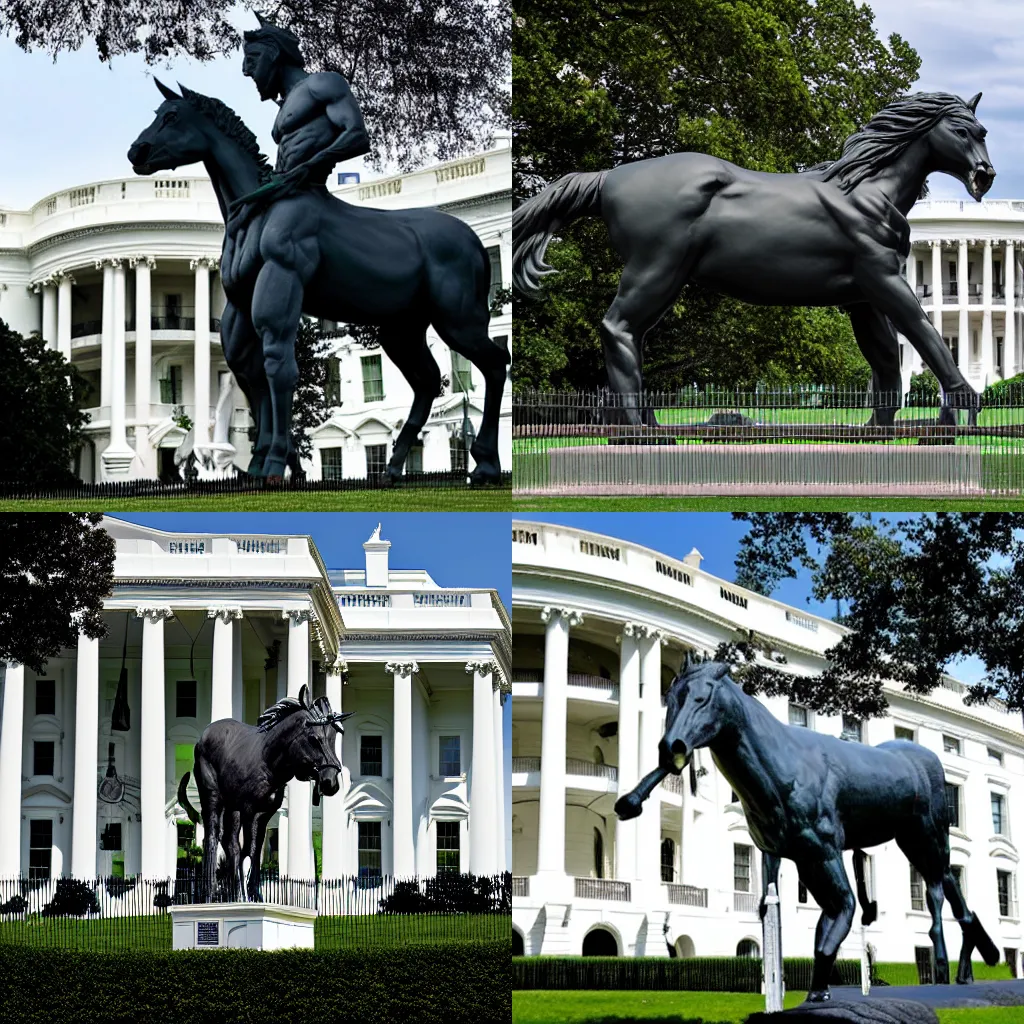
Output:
[
  {"xmin": 220, "ymin": 301, "xmax": 272, "ymax": 477},
  {"xmin": 376, "ymin": 326, "xmax": 439, "ymax": 483},
  {"xmin": 802, "ymin": 851, "xmax": 857, "ymax": 1001},
  {"xmin": 845, "ymin": 303, "xmax": 902, "ymax": 428},
  {"xmin": 943, "ymin": 867, "xmax": 1001, "ymax": 983},
  {"xmin": 245, "ymin": 813, "xmax": 271, "ymax": 901},
  {"xmin": 201, "ymin": 802, "xmax": 223, "ymax": 902},
  {"xmin": 222, "ymin": 811, "xmax": 244, "ymax": 902},
  {"xmin": 852, "ymin": 848, "xmax": 877, "ymax": 925}
]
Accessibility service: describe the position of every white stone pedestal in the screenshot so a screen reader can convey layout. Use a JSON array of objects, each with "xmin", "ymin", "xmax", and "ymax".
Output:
[{"xmin": 169, "ymin": 902, "xmax": 316, "ymax": 950}]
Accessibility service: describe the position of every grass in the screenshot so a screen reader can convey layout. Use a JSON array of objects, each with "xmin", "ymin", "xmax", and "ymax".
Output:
[
  {"xmin": 0, "ymin": 488, "xmax": 512, "ymax": 512},
  {"xmin": 513, "ymin": 497, "xmax": 1024, "ymax": 511},
  {"xmin": 511, "ymin": 991, "xmax": 1024, "ymax": 1024},
  {"xmin": 0, "ymin": 914, "xmax": 171, "ymax": 949}
]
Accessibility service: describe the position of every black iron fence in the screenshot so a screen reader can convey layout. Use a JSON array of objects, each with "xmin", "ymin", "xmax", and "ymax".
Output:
[
  {"xmin": 0, "ymin": 470, "xmax": 511, "ymax": 501},
  {"xmin": 513, "ymin": 386, "xmax": 1024, "ymax": 496},
  {"xmin": 0, "ymin": 872, "xmax": 510, "ymax": 952}
]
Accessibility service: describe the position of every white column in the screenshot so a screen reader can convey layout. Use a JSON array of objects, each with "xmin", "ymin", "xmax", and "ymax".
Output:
[
  {"xmin": 1005, "ymin": 241, "xmax": 1015, "ymax": 378},
  {"xmin": 208, "ymin": 607, "xmax": 242, "ymax": 723},
  {"xmin": 99, "ymin": 260, "xmax": 114, "ymax": 408},
  {"xmin": 931, "ymin": 240, "xmax": 943, "ymax": 335},
  {"xmin": 232, "ymin": 617, "xmax": 243, "ymax": 723},
  {"xmin": 132, "ymin": 256, "xmax": 155, "ymax": 476},
  {"xmin": 41, "ymin": 281, "xmax": 57, "ymax": 351},
  {"xmin": 957, "ymin": 240, "xmax": 969, "ymax": 379},
  {"xmin": 616, "ymin": 623, "xmax": 641, "ymax": 881},
  {"xmin": 321, "ymin": 661, "xmax": 347, "ymax": 878},
  {"xmin": 57, "ymin": 272, "xmax": 74, "ymax": 364},
  {"xmin": 637, "ymin": 629, "xmax": 664, "ymax": 893},
  {"xmin": 191, "ymin": 257, "xmax": 215, "ymax": 445},
  {"xmin": 71, "ymin": 633, "xmax": 100, "ymax": 879},
  {"xmin": 137, "ymin": 606, "xmax": 173, "ymax": 879},
  {"xmin": 103, "ymin": 260, "xmax": 134, "ymax": 477},
  {"xmin": 388, "ymin": 660, "xmax": 417, "ymax": 877},
  {"xmin": 467, "ymin": 659, "xmax": 499, "ymax": 876},
  {"xmin": 0, "ymin": 661, "xmax": 25, "ymax": 876},
  {"xmin": 493, "ymin": 679, "xmax": 507, "ymax": 873},
  {"xmin": 983, "ymin": 238, "xmax": 994, "ymax": 383},
  {"xmin": 537, "ymin": 607, "xmax": 580, "ymax": 877},
  {"xmin": 284, "ymin": 609, "xmax": 313, "ymax": 880}
]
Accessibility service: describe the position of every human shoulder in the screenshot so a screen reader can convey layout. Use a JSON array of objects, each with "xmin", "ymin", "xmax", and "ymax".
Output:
[{"xmin": 306, "ymin": 71, "xmax": 352, "ymax": 102}]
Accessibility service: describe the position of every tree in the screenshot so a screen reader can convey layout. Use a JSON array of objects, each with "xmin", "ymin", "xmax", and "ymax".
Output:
[
  {"xmin": 0, "ymin": 0, "xmax": 509, "ymax": 171},
  {"xmin": 290, "ymin": 318, "xmax": 335, "ymax": 469},
  {"xmin": 724, "ymin": 513, "xmax": 1024, "ymax": 719},
  {"xmin": 0, "ymin": 514, "xmax": 114, "ymax": 671},
  {"xmin": 512, "ymin": 0, "xmax": 921, "ymax": 391},
  {"xmin": 0, "ymin": 320, "xmax": 91, "ymax": 486}
]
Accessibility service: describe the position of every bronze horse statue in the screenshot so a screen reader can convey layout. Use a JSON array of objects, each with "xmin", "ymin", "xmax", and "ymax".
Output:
[
  {"xmin": 513, "ymin": 92, "xmax": 995, "ymax": 428},
  {"xmin": 127, "ymin": 82, "xmax": 508, "ymax": 484},
  {"xmin": 177, "ymin": 683, "xmax": 351, "ymax": 901},
  {"xmin": 615, "ymin": 659, "xmax": 999, "ymax": 1001}
]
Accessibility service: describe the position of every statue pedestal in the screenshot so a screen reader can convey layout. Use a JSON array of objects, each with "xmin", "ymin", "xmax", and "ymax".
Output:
[{"xmin": 169, "ymin": 902, "xmax": 316, "ymax": 950}]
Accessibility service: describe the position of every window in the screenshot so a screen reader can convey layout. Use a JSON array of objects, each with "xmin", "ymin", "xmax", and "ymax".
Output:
[
  {"xmin": 798, "ymin": 880, "xmax": 808, "ymax": 904},
  {"xmin": 358, "ymin": 821, "xmax": 382, "ymax": 877},
  {"xmin": 895, "ymin": 726, "xmax": 915, "ymax": 742},
  {"xmin": 175, "ymin": 822, "xmax": 193, "ymax": 859},
  {"xmin": 997, "ymin": 869, "xmax": 1014, "ymax": 917},
  {"xmin": 35, "ymin": 679, "xmax": 55, "ymax": 717},
  {"xmin": 365, "ymin": 444, "xmax": 387, "ymax": 478},
  {"xmin": 439, "ymin": 736, "xmax": 461, "ymax": 777},
  {"xmin": 406, "ymin": 446, "xmax": 423, "ymax": 474},
  {"xmin": 734, "ymin": 844, "xmax": 753, "ymax": 893},
  {"xmin": 29, "ymin": 820, "xmax": 52, "ymax": 880},
  {"xmin": 33, "ymin": 741, "xmax": 54, "ymax": 776},
  {"xmin": 321, "ymin": 447, "xmax": 343, "ymax": 482},
  {"xmin": 737, "ymin": 939, "xmax": 759, "ymax": 958},
  {"xmin": 360, "ymin": 735, "xmax": 382, "ymax": 776},
  {"xmin": 262, "ymin": 827, "xmax": 279, "ymax": 871},
  {"xmin": 326, "ymin": 358, "xmax": 341, "ymax": 406},
  {"xmin": 950, "ymin": 864, "xmax": 965, "ymax": 898},
  {"xmin": 361, "ymin": 355, "xmax": 384, "ymax": 402},
  {"xmin": 486, "ymin": 245, "xmax": 503, "ymax": 307},
  {"xmin": 943, "ymin": 735, "xmax": 961, "ymax": 755},
  {"xmin": 436, "ymin": 821, "xmax": 460, "ymax": 873},
  {"xmin": 788, "ymin": 703, "xmax": 808, "ymax": 728},
  {"xmin": 661, "ymin": 838, "xmax": 675, "ymax": 883},
  {"xmin": 910, "ymin": 865, "xmax": 925, "ymax": 911},
  {"xmin": 841, "ymin": 715, "xmax": 862, "ymax": 743},
  {"xmin": 165, "ymin": 293, "xmax": 183, "ymax": 329},
  {"xmin": 992, "ymin": 792, "xmax": 1007, "ymax": 836},
  {"xmin": 989, "ymin": 748, "xmax": 1005, "ymax": 766},
  {"xmin": 101, "ymin": 822, "xmax": 123, "ymax": 851},
  {"xmin": 452, "ymin": 351, "xmax": 474, "ymax": 393},
  {"xmin": 176, "ymin": 679, "xmax": 197, "ymax": 719},
  {"xmin": 450, "ymin": 435, "xmax": 468, "ymax": 474},
  {"xmin": 945, "ymin": 783, "xmax": 961, "ymax": 830}
]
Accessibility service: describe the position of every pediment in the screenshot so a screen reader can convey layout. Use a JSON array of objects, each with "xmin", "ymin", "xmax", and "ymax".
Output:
[
  {"xmin": 429, "ymin": 788, "xmax": 470, "ymax": 821},
  {"xmin": 22, "ymin": 783, "xmax": 72, "ymax": 805},
  {"xmin": 344, "ymin": 780, "xmax": 392, "ymax": 819}
]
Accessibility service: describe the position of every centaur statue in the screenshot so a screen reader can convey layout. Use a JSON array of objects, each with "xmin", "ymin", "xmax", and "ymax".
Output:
[
  {"xmin": 513, "ymin": 92, "xmax": 995, "ymax": 429},
  {"xmin": 177, "ymin": 683, "xmax": 352, "ymax": 902},
  {"xmin": 615, "ymin": 659, "xmax": 999, "ymax": 1001}
]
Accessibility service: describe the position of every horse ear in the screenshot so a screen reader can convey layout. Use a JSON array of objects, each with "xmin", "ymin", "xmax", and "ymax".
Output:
[
  {"xmin": 178, "ymin": 82, "xmax": 193, "ymax": 99},
  {"xmin": 154, "ymin": 78, "xmax": 180, "ymax": 102},
  {"xmin": 313, "ymin": 695, "xmax": 331, "ymax": 716},
  {"xmin": 967, "ymin": 92, "xmax": 982, "ymax": 113},
  {"xmin": 298, "ymin": 684, "xmax": 311, "ymax": 709}
]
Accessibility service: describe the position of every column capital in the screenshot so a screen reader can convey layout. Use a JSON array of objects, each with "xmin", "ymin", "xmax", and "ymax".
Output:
[
  {"xmin": 207, "ymin": 606, "xmax": 243, "ymax": 623},
  {"xmin": 128, "ymin": 254, "xmax": 157, "ymax": 269},
  {"xmin": 323, "ymin": 652, "xmax": 348, "ymax": 672},
  {"xmin": 930, "ymin": 239, "xmax": 943, "ymax": 248},
  {"xmin": 281, "ymin": 608, "xmax": 313, "ymax": 625},
  {"xmin": 465, "ymin": 658, "xmax": 497, "ymax": 677},
  {"xmin": 95, "ymin": 257, "xmax": 124, "ymax": 270},
  {"xmin": 619, "ymin": 621, "xmax": 659, "ymax": 641},
  {"xmin": 540, "ymin": 606, "xmax": 584, "ymax": 627},
  {"xmin": 190, "ymin": 256, "xmax": 219, "ymax": 271},
  {"xmin": 386, "ymin": 661, "xmax": 419, "ymax": 678},
  {"xmin": 135, "ymin": 606, "xmax": 174, "ymax": 623}
]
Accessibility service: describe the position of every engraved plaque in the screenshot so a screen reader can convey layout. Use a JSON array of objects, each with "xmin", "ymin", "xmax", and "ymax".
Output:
[{"xmin": 196, "ymin": 920, "xmax": 220, "ymax": 946}]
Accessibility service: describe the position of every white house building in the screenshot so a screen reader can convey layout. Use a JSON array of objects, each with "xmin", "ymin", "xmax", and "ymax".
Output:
[
  {"xmin": 901, "ymin": 199, "xmax": 1024, "ymax": 393},
  {"xmin": 0, "ymin": 518, "xmax": 510, "ymax": 883},
  {"xmin": 0, "ymin": 141, "xmax": 511, "ymax": 482},
  {"xmin": 512, "ymin": 519, "xmax": 1024, "ymax": 974}
]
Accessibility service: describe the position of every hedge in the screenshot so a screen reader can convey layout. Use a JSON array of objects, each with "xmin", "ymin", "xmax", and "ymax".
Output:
[
  {"xmin": 873, "ymin": 960, "xmax": 1014, "ymax": 986},
  {"xmin": 511, "ymin": 955, "xmax": 861, "ymax": 992},
  {"xmin": 0, "ymin": 941, "xmax": 510, "ymax": 1024}
]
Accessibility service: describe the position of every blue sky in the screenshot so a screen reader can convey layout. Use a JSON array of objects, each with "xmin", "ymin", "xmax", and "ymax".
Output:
[{"xmin": 112, "ymin": 513, "xmax": 512, "ymax": 866}]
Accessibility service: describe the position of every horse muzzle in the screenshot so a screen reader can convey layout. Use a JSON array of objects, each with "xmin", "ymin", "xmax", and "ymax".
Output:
[
  {"xmin": 318, "ymin": 769, "xmax": 341, "ymax": 797},
  {"xmin": 968, "ymin": 164, "xmax": 996, "ymax": 200}
]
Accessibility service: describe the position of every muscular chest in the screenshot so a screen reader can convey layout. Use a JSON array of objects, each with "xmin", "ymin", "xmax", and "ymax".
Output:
[{"xmin": 272, "ymin": 87, "xmax": 321, "ymax": 143}]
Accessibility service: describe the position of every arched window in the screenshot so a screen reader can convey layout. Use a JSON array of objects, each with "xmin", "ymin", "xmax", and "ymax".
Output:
[
  {"xmin": 593, "ymin": 828, "xmax": 604, "ymax": 879},
  {"xmin": 661, "ymin": 838, "xmax": 675, "ymax": 883},
  {"xmin": 737, "ymin": 939, "xmax": 760, "ymax": 958},
  {"xmin": 675, "ymin": 935, "xmax": 696, "ymax": 958},
  {"xmin": 582, "ymin": 928, "xmax": 618, "ymax": 956}
]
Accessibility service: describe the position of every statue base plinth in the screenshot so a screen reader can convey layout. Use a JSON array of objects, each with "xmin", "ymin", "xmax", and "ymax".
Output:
[{"xmin": 169, "ymin": 902, "xmax": 316, "ymax": 950}]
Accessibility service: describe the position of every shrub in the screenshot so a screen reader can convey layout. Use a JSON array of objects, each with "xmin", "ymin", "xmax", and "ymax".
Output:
[
  {"xmin": 41, "ymin": 879, "xmax": 100, "ymax": 918},
  {"xmin": 908, "ymin": 369, "xmax": 940, "ymax": 405},
  {"xmin": 983, "ymin": 372, "xmax": 1024, "ymax": 404}
]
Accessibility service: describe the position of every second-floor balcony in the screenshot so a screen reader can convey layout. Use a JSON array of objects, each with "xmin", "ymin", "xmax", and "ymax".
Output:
[
  {"xmin": 71, "ymin": 314, "xmax": 223, "ymax": 339},
  {"xmin": 575, "ymin": 877, "xmax": 630, "ymax": 901},
  {"xmin": 511, "ymin": 756, "xmax": 619, "ymax": 786},
  {"xmin": 666, "ymin": 883, "xmax": 708, "ymax": 907},
  {"xmin": 734, "ymin": 891, "xmax": 759, "ymax": 914}
]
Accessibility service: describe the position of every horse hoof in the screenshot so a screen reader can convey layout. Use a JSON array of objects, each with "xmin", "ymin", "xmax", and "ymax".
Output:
[
  {"xmin": 806, "ymin": 990, "xmax": 831, "ymax": 1003},
  {"xmin": 470, "ymin": 465, "xmax": 502, "ymax": 487}
]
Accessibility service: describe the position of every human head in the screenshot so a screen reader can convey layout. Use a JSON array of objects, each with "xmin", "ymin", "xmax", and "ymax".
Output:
[{"xmin": 242, "ymin": 14, "xmax": 304, "ymax": 101}]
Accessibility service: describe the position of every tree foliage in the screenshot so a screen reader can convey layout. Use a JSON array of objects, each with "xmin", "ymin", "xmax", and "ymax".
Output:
[
  {"xmin": 0, "ymin": 514, "xmax": 114, "ymax": 672},
  {"xmin": 727, "ymin": 513, "xmax": 1024, "ymax": 718},
  {"xmin": 512, "ymin": 0, "xmax": 921, "ymax": 390},
  {"xmin": 0, "ymin": 0, "xmax": 509, "ymax": 171},
  {"xmin": 0, "ymin": 320, "xmax": 90, "ymax": 486}
]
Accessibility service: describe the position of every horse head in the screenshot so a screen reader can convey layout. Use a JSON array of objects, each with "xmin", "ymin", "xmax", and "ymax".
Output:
[
  {"xmin": 659, "ymin": 658, "xmax": 736, "ymax": 774},
  {"xmin": 925, "ymin": 92, "xmax": 995, "ymax": 201},
  {"xmin": 292, "ymin": 683, "xmax": 353, "ymax": 799},
  {"xmin": 128, "ymin": 79, "xmax": 210, "ymax": 176}
]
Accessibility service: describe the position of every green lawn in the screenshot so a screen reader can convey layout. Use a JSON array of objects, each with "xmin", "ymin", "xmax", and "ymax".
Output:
[
  {"xmin": 0, "ymin": 488, "xmax": 512, "ymax": 512},
  {"xmin": 512, "ymin": 991, "xmax": 1024, "ymax": 1024},
  {"xmin": 0, "ymin": 914, "xmax": 171, "ymax": 949},
  {"xmin": 513, "ymin": 497, "xmax": 1024, "ymax": 511}
]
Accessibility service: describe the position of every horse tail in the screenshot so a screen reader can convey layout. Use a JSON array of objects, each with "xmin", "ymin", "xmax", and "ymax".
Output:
[
  {"xmin": 177, "ymin": 772, "xmax": 202, "ymax": 826},
  {"xmin": 512, "ymin": 170, "xmax": 607, "ymax": 297}
]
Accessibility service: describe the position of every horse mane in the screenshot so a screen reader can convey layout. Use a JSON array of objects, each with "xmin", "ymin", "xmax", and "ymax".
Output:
[
  {"xmin": 179, "ymin": 88, "xmax": 275, "ymax": 186},
  {"xmin": 257, "ymin": 695, "xmax": 305, "ymax": 732},
  {"xmin": 802, "ymin": 92, "xmax": 978, "ymax": 194}
]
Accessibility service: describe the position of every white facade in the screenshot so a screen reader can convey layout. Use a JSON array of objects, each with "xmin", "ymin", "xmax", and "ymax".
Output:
[
  {"xmin": 0, "ymin": 518, "xmax": 510, "ymax": 884},
  {"xmin": 512, "ymin": 519, "xmax": 1024, "ymax": 973},
  {"xmin": 0, "ymin": 142, "xmax": 511, "ymax": 482},
  {"xmin": 901, "ymin": 199, "xmax": 1024, "ymax": 393}
]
